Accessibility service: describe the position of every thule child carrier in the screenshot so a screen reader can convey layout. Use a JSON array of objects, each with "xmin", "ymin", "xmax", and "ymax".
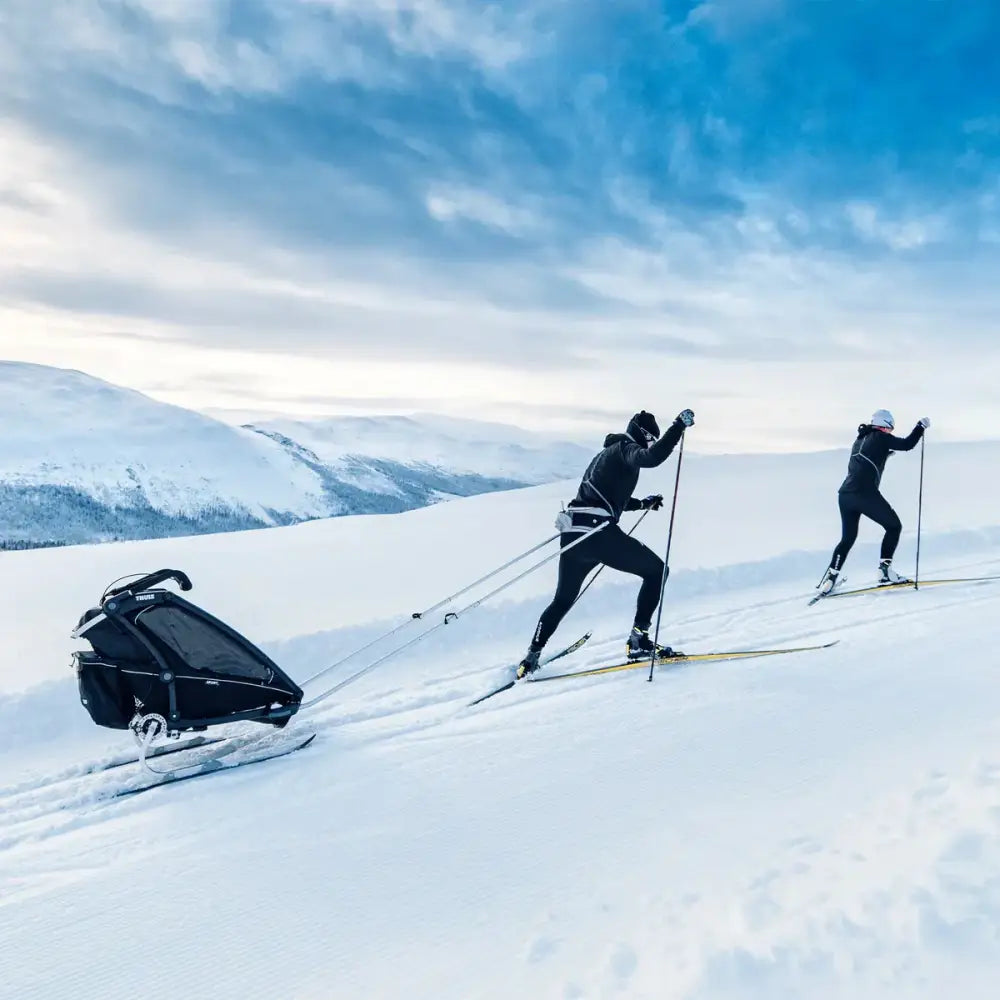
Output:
[{"xmin": 73, "ymin": 569, "xmax": 303, "ymax": 737}]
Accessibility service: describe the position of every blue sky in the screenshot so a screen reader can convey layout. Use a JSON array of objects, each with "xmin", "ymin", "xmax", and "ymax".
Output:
[{"xmin": 1, "ymin": 0, "xmax": 999, "ymax": 449}]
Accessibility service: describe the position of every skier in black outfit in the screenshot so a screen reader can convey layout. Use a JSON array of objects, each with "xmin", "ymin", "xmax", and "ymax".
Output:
[
  {"xmin": 517, "ymin": 408, "xmax": 695, "ymax": 678},
  {"xmin": 817, "ymin": 409, "xmax": 930, "ymax": 596}
]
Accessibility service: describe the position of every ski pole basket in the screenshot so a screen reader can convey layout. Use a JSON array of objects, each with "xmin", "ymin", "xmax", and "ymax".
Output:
[{"xmin": 72, "ymin": 569, "xmax": 303, "ymax": 734}]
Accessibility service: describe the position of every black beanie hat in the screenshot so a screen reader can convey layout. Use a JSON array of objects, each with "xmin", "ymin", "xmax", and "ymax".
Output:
[{"xmin": 627, "ymin": 410, "xmax": 660, "ymax": 443}]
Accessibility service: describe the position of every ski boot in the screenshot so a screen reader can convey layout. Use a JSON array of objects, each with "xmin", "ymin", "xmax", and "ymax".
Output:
[
  {"xmin": 516, "ymin": 648, "xmax": 542, "ymax": 680},
  {"xmin": 817, "ymin": 566, "xmax": 841, "ymax": 597},
  {"xmin": 626, "ymin": 626, "xmax": 681, "ymax": 662},
  {"xmin": 878, "ymin": 559, "xmax": 911, "ymax": 586}
]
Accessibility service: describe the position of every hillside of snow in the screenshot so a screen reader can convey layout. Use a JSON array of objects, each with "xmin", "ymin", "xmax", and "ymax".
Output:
[
  {"xmin": 0, "ymin": 362, "xmax": 590, "ymax": 548},
  {"xmin": 252, "ymin": 412, "xmax": 594, "ymax": 484},
  {"xmin": 2, "ymin": 439, "xmax": 1000, "ymax": 999}
]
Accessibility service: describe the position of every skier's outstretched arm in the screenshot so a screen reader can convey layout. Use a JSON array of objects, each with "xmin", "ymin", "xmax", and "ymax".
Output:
[
  {"xmin": 625, "ymin": 410, "xmax": 693, "ymax": 469},
  {"xmin": 887, "ymin": 419, "xmax": 928, "ymax": 452}
]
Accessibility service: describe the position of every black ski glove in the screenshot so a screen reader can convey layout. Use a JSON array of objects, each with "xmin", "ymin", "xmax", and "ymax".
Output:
[
  {"xmin": 640, "ymin": 494, "xmax": 664, "ymax": 511},
  {"xmin": 676, "ymin": 408, "xmax": 695, "ymax": 428}
]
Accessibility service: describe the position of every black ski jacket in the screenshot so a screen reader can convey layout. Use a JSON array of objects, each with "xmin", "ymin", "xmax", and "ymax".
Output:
[
  {"xmin": 839, "ymin": 423, "xmax": 924, "ymax": 495},
  {"xmin": 568, "ymin": 419, "xmax": 685, "ymax": 522}
]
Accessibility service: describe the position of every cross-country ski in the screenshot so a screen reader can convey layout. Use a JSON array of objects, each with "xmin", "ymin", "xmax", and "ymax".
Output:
[
  {"xmin": 468, "ymin": 631, "xmax": 593, "ymax": 706},
  {"xmin": 810, "ymin": 574, "xmax": 1000, "ymax": 605},
  {"xmin": 530, "ymin": 640, "xmax": 840, "ymax": 684}
]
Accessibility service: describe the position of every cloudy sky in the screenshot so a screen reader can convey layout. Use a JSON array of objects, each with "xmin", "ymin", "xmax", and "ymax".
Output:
[{"xmin": 2, "ymin": 0, "xmax": 999, "ymax": 451}]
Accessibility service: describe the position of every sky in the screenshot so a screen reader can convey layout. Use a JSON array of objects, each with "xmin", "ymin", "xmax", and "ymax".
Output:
[{"xmin": 1, "ymin": 0, "xmax": 999, "ymax": 451}]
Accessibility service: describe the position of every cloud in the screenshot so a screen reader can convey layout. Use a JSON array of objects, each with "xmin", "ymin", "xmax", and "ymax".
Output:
[
  {"xmin": 425, "ymin": 186, "xmax": 543, "ymax": 236},
  {"xmin": 1, "ymin": 0, "xmax": 999, "ymax": 447}
]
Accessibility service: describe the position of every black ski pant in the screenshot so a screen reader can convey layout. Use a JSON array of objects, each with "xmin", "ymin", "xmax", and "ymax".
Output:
[
  {"xmin": 829, "ymin": 490, "xmax": 902, "ymax": 571},
  {"xmin": 531, "ymin": 525, "xmax": 664, "ymax": 651}
]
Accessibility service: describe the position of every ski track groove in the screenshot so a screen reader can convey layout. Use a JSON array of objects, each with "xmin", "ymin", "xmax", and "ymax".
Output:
[
  {"xmin": 0, "ymin": 731, "xmax": 314, "ymax": 854},
  {"xmin": 2, "ymin": 566, "xmax": 997, "ymax": 855}
]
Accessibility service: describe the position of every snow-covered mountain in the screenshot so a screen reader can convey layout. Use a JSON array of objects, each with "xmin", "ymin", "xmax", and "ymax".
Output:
[
  {"xmin": 0, "ymin": 362, "xmax": 590, "ymax": 548},
  {"xmin": 251, "ymin": 412, "xmax": 592, "ymax": 484}
]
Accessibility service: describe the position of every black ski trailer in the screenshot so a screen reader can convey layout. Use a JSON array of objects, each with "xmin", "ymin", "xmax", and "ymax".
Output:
[{"xmin": 73, "ymin": 569, "xmax": 303, "ymax": 736}]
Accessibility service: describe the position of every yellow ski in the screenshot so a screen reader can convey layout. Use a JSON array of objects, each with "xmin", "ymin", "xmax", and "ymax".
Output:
[
  {"xmin": 530, "ymin": 640, "xmax": 839, "ymax": 683},
  {"xmin": 827, "ymin": 575, "xmax": 1000, "ymax": 600}
]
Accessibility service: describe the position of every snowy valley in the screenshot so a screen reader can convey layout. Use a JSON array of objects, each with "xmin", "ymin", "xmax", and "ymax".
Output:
[
  {"xmin": 0, "ymin": 362, "xmax": 590, "ymax": 548},
  {"xmin": 1, "ymin": 439, "xmax": 999, "ymax": 999}
]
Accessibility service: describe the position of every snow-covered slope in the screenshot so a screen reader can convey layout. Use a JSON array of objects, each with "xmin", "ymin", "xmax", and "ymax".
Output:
[
  {"xmin": 251, "ymin": 413, "xmax": 593, "ymax": 484},
  {"xmin": 0, "ymin": 361, "xmax": 328, "ymax": 535},
  {"xmin": 0, "ymin": 362, "xmax": 590, "ymax": 547},
  {"xmin": 2, "ymin": 440, "xmax": 1000, "ymax": 999}
]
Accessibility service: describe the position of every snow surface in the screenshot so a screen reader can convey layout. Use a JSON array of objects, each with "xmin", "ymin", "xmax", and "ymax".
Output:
[{"xmin": 2, "ymin": 439, "xmax": 1000, "ymax": 999}]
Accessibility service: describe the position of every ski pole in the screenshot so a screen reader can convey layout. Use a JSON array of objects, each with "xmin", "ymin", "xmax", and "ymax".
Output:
[
  {"xmin": 648, "ymin": 433, "xmax": 685, "ymax": 682},
  {"xmin": 915, "ymin": 435, "xmax": 925, "ymax": 590},
  {"xmin": 304, "ymin": 524, "xmax": 608, "ymax": 708},
  {"xmin": 300, "ymin": 532, "xmax": 560, "ymax": 686},
  {"xmin": 570, "ymin": 508, "xmax": 651, "ymax": 612}
]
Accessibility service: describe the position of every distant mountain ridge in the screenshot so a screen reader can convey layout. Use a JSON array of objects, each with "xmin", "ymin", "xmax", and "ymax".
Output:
[{"xmin": 0, "ymin": 362, "xmax": 590, "ymax": 548}]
